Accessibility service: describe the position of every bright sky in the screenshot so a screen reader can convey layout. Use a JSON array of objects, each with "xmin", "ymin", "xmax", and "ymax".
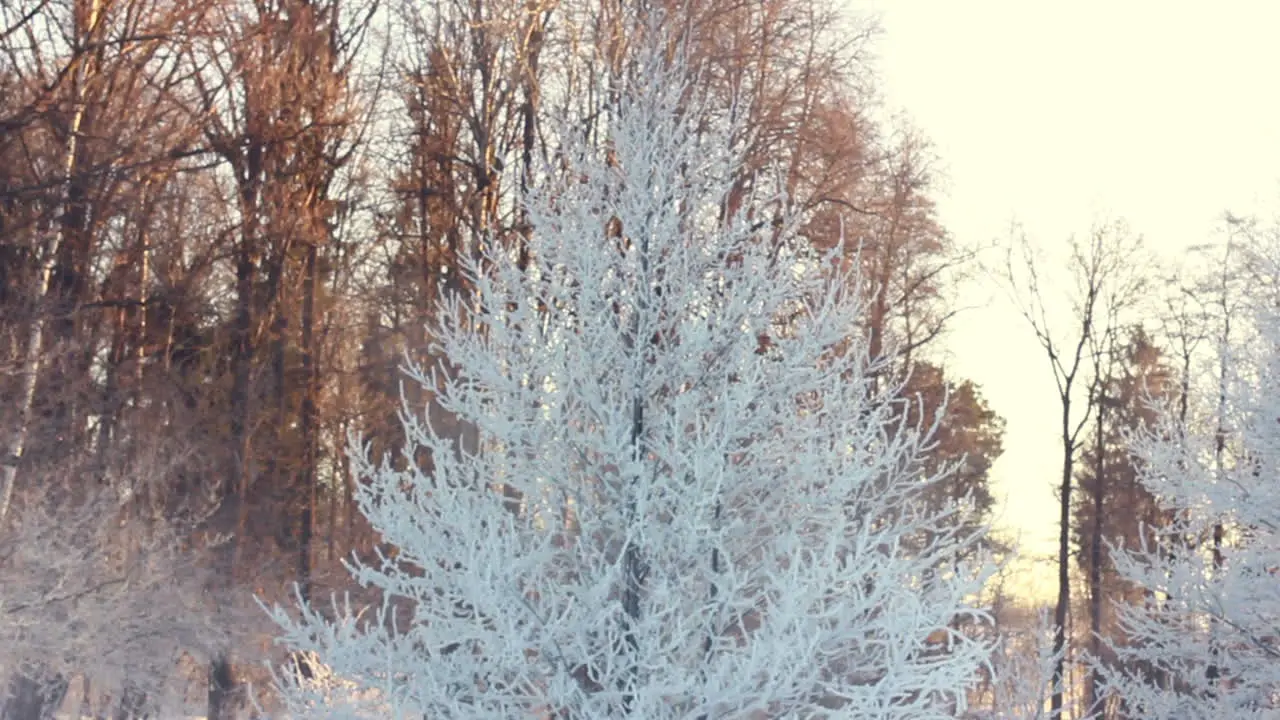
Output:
[{"xmin": 851, "ymin": 1, "xmax": 1280, "ymax": 601}]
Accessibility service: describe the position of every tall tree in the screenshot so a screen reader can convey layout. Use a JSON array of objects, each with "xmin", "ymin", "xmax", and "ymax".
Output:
[
  {"xmin": 270, "ymin": 28, "xmax": 993, "ymax": 720},
  {"xmin": 1003, "ymin": 223, "xmax": 1147, "ymax": 719},
  {"xmin": 1072, "ymin": 327, "xmax": 1175, "ymax": 718}
]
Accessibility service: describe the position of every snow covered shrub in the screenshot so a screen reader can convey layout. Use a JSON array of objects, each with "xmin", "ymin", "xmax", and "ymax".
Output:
[
  {"xmin": 268, "ymin": 19, "xmax": 994, "ymax": 720},
  {"xmin": 984, "ymin": 608, "xmax": 1063, "ymax": 720},
  {"xmin": 263, "ymin": 646, "xmax": 390, "ymax": 720},
  {"xmin": 0, "ymin": 485, "xmax": 222, "ymax": 720}
]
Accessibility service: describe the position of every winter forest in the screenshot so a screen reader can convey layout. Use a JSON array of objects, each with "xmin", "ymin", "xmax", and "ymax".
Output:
[{"xmin": 1, "ymin": 0, "xmax": 1278, "ymax": 718}]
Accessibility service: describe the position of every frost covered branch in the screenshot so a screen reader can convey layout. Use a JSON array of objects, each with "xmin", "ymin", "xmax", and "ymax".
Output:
[{"xmin": 269, "ymin": 19, "xmax": 994, "ymax": 720}]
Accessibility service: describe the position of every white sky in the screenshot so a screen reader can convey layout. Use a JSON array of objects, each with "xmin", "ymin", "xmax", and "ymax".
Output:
[{"xmin": 851, "ymin": 0, "xmax": 1280, "ymax": 601}]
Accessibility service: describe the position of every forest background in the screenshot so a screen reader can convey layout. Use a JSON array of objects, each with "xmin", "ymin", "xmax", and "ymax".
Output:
[
  {"xmin": 2, "ymin": 0, "xmax": 1278, "ymax": 718},
  {"xmin": 862, "ymin": 0, "xmax": 1280, "ymax": 601}
]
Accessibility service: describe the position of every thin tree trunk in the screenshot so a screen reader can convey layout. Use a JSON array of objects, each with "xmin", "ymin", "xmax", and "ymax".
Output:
[
  {"xmin": 1087, "ymin": 390, "xmax": 1106, "ymax": 718},
  {"xmin": 94, "ymin": 275, "xmax": 130, "ymax": 480},
  {"xmin": 620, "ymin": 391, "xmax": 645, "ymax": 715},
  {"xmin": 209, "ymin": 182, "xmax": 260, "ymax": 720},
  {"xmin": 695, "ymin": 498, "xmax": 723, "ymax": 720},
  {"xmin": 264, "ymin": 309, "xmax": 287, "ymax": 545},
  {"xmin": 1051, "ymin": 399, "xmax": 1072, "ymax": 719},
  {"xmin": 1205, "ymin": 258, "xmax": 1233, "ymax": 697},
  {"xmin": 298, "ymin": 242, "xmax": 318, "ymax": 602},
  {"xmin": 618, "ymin": 229, "xmax": 652, "ymax": 716}
]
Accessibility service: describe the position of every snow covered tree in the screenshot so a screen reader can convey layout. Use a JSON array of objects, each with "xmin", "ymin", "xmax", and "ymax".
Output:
[
  {"xmin": 268, "ymin": 21, "xmax": 993, "ymax": 720},
  {"xmin": 966, "ymin": 605, "xmax": 1063, "ymax": 720},
  {"xmin": 0, "ymin": 481, "xmax": 224, "ymax": 720},
  {"xmin": 1098, "ymin": 231, "xmax": 1280, "ymax": 718}
]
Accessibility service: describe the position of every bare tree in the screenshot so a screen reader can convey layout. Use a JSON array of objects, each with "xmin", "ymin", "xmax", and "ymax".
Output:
[
  {"xmin": 0, "ymin": 0, "xmax": 209, "ymax": 523},
  {"xmin": 1002, "ymin": 222, "xmax": 1147, "ymax": 719}
]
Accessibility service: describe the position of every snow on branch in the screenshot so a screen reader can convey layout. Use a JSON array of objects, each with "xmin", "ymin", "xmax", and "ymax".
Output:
[
  {"xmin": 267, "ymin": 16, "xmax": 994, "ymax": 720},
  {"xmin": 1097, "ymin": 227, "xmax": 1280, "ymax": 719}
]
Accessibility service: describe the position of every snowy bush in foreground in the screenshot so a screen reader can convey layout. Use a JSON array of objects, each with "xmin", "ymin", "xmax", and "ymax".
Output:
[
  {"xmin": 982, "ymin": 609, "xmax": 1063, "ymax": 720},
  {"xmin": 1097, "ymin": 238, "xmax": 1280, "ymax": 719},
  {"xmin": 267, "ymin": 24, "xmax": 993, "ymax": 720},
  {"xmin": 264, "ymin": 646, "xmax": 390, "ymax": 720},
  {"xmin": 0, "ymin": 486, "xmax": 221, "ymax": 720}
]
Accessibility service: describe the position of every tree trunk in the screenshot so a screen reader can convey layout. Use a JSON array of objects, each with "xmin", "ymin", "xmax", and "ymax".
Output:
[
  {"xmin": 1087, "ymin": 393, "xmax": 1106, "ymax": 718},
  {"xmin": 1205, "ymin": 303, "xmax": 1231, "ymax": 697},
  {"xmin": 207, "ymin": 657, "xmax": 238, "ymax": 720},
  {"xmin": 618, "ymin": 235, "xmax": 651, "ymax": 715},
  {"xmin": 1051, "ymin": 399, "xmax": 1072, "ymax": 719},
  {"xmin": 94, "ymin": 282, "xmax": 130, "ymax": 481},
  {"xmin": 209, "ymin": 176, "xmax": 260, "ymax": 720},
  {"xmin": 298, "ymin": 242, "xmax": 318, "ymax": 603}
]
